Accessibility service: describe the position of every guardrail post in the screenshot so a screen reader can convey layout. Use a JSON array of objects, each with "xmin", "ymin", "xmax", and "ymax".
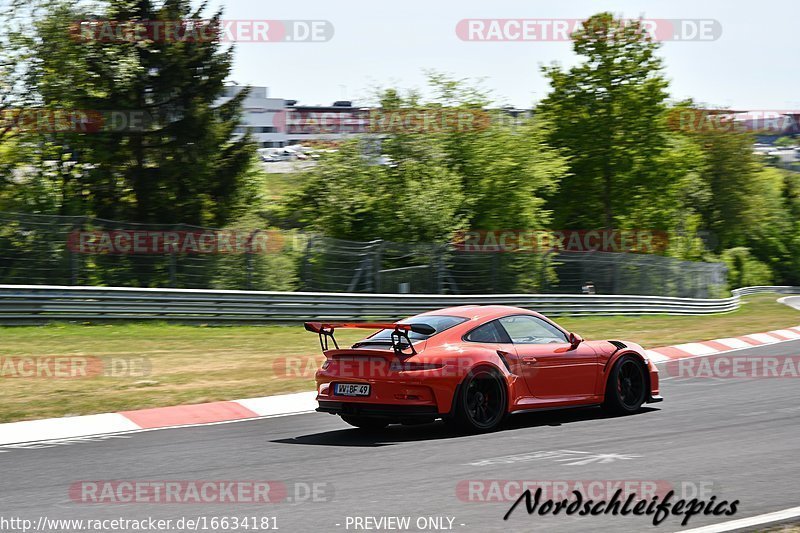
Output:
[
  {"xmin": 168, "ymin": 250, "xmax": 177, "ymax": 287},
  {"xmin": 580, "ymin": 256, "xmax": 587, "ymax": 294},
  {"xmin": 676, "ymin": 261, "xmax": 685, "ymax": 297},
  {"xmin": 300, "ymin": 235, "xmax": 315, "ymax": 291},
  {"xmin": 244, "ymin": 229, "xmax": 259, "ymax": 290},
  {"xmin": 698, "ymin": 266, "xmax": 707, "ymax": 298},
  {"xmin": 491, "ymin": 253, "xmax": 499, "ymax": 292},
  {"xmin": 638, "ymin": 256, "xmax": 648, "ymax": 294},
  {"xmin": 541, "ymin": 252, "xmax": 550, "ymax": 292},
  {"xmin": 372, "ymin": 240, "xmax": 383, "ymax": 293},
  {"xmin": 67, "ymin": 219, "xmax": 84, "ymax": 285},
  {"xmin": 69, "ymin": 251, "xmax": 77, "ymax": 285},
  {"xmin": 245, "ymin": 252, "xmax": 253, "ymax": 290},
  {"xmin": 435, "ymin": 245, "xmax": 445, "ymax": 294}
]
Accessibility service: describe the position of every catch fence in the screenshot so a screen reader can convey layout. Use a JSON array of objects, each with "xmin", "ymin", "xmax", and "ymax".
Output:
[{"xmin": 0, "ymin": 212, "xmax": 726, "ymax": 297}]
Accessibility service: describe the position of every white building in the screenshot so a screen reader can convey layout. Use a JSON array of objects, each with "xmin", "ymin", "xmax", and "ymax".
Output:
[
  {"xmin": 218, "ymin": 85, "xmax": 369, "ymax": 149},
  {"xmin": 220, "ymin": 85, "xmax": 537, "ymax": 149},
  {"xmin": 218, "ymin": 86, "xmax": 286, "ymax": 148}
]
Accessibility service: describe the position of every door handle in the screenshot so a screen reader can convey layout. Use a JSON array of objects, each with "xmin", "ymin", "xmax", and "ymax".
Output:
[{"xmin": 522, "ymin": 356, "xmax": 538, "ymax": 365}]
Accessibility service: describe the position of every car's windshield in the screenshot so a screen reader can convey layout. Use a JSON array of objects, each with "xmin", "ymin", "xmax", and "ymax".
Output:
[{"xmin": 366, "ymin": 315, "xmax": 467, "ymax": 342}]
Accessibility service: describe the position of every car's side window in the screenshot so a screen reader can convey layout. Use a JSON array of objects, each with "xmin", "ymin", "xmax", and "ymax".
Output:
[
  {"xmin": 465, "ymin": 320, "xmax": 512, "ymax": 343},
  {"xmin": 498, "ymin": 315, "xmax": 568, "ymax": 344}
]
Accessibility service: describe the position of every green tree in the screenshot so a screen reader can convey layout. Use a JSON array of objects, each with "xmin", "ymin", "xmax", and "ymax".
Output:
[
  {"xmin": 0, "ymin": 1, "xmax": 34, "ymax": 174},
  {"xmin": 671, "ymin": 102, "xmax": 800, "ymax": 283},
  {"xmin": 23, "ymin": 0, "xmax": 254, "ymax": 224},
  {"xmin": 538, "ymin": 13, "xmax": 671, "ymax": 230},
  {"xmin": 284, "ymin": 74, "xmax": 567, "ymax": 243},
  {"xmin": 285, "ymin": 138, "xmax": 465, "ymax": 243},
  {"xmin": 684, "ymin": 127, "xmax": 765, "ymax": 250},
  {"xmin": 774, "ymin": 136, "xmax": 797, "ymax": 148},
  {"xmin": 720, "ymin": 247, "xmax": 773, "ymax": 287}
]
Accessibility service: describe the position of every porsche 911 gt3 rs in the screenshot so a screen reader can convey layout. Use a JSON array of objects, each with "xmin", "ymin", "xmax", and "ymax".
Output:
[{"xmin": 306, "ymin": 305, "xmax": 661, "ymax": 432}]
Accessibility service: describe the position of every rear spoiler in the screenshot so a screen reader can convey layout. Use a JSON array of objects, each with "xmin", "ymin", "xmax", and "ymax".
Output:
[{"xmin": 304, "ymin": 322, "xmax": 435, "ymax": 356}]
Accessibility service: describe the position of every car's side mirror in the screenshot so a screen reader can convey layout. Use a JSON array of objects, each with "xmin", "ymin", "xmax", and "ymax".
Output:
[{"xmin": 568, "ymin": 332, "xmax": 583, "ymax": 349}]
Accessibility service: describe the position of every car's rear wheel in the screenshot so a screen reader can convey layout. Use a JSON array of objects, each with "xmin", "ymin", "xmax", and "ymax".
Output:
[
  {"xmin": 603, "ymin": 355, "xmax": 647, "ymax": 414},
  {"xmin": 449, "ymin": 367, "xmax": 507, "ymax": 433},
  {"xmin": 340, "ymin": 415, "xmax": 389, "ymax": 430}
]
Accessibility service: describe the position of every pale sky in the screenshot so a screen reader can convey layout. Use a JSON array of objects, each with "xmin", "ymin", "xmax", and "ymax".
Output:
[{"xmin": 199, "ymin": 0, "xmax": 799, "ymax": 110}]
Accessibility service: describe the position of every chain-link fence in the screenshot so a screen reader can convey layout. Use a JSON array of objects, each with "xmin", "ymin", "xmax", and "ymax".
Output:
[
  {"xmin": 0, "ymin": 212, "xmax": 302, "ymax": 291},
  {"xmin": 300, "ymin": 235, "xmax": 727, "ymax": 297},
  {"xmin": 0, "ymin": 212, "xmax": 727, "ymax": 296}
]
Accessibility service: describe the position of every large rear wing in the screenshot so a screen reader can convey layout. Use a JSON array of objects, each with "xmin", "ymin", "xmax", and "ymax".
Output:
[{"xmin": 304, "ymin": 322, "xmax": 435, "ymax": 355}]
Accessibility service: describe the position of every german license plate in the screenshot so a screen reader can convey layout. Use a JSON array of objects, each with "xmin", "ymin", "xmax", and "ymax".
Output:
[{"xmin": 334, "ymin": 383, "xmax": 371, "ymax": 396}]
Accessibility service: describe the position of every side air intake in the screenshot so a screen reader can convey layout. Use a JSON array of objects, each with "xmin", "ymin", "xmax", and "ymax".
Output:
[{"xmin": 608, "ymin": 340, "xmax": 627, "ymax": 351}]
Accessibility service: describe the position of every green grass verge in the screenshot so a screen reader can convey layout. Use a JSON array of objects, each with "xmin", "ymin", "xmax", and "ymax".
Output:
[
  {"xmin": 0, "ymin": 294, "xmax": 796, "ymax": 423},
  {"xmin": 263, "ymin": 172, "xmax": 305, "ymax": 201}
]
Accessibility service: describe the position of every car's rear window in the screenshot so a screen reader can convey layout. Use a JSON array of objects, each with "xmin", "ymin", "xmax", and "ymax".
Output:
[{"xmin": 369, "ymin": 315, "xmax": 467, "ymax": 341}]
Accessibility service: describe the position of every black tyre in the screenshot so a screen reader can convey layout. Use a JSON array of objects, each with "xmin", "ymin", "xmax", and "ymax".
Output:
[
  {"xmin": 450, "ymin": 367, "xmax": 507, "ymax": 433},
  {"xmin": 603, "ymin": 355, "xmax": 647, "ymax": 414},
  {"xmin": 340, "ymin": 415, "xmax": 389, "ymax": 430}
]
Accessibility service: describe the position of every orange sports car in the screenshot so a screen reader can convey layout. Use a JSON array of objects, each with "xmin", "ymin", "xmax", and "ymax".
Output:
[{"xmin": 306, "ymin": 305, "xmax": 661, "ymax": 432}]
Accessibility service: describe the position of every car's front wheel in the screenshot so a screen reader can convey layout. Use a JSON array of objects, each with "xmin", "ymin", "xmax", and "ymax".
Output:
[
  {"xmin": 340, "ymin": 415, "xmax": 389, "ymax": 430},
  {"xmin": 603, "ymin": 355, "xmax": 647, "ymax": 414},
  {"xmin": 449, "ymin": 367, "xmax": 507, "ymax": 433}
]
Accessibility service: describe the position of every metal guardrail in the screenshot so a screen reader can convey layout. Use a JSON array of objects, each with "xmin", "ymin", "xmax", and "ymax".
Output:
[
  {"xmin": 0, "ymin": 284, "xmax": 798, "ymax": 324},
  {"xmin": 731, "ymin": 286, "xmax": 800, "ymax": 296}
]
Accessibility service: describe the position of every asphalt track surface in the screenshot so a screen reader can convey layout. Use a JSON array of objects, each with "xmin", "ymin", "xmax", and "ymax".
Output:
[
  {"xmin": 2, "ymin": 340, "xmax": 799, "ymax": 533},
  {"xmin": 782, "ymin": 295, "xmax": 800, "ymax": 311}
]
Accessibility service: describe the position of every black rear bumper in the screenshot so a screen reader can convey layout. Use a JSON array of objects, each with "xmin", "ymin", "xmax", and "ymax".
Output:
[{"xmin": 317, "ymin": 401, "xmax": 440, "ymax": 419}]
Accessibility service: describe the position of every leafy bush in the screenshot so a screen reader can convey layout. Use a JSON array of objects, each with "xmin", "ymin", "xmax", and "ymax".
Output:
[{"xmin": 720, "ymin": 247, "xmax": 773, "ymax": 288}]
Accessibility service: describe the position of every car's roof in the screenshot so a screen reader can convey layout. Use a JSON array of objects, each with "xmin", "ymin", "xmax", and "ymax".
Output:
[{"xmin": 415, "ymin": 305, "xmax": 541, "ymax": 322}]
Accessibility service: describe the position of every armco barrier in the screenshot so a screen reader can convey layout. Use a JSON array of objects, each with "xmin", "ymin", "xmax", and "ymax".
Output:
[
  {"xmin": 0, "ymin": 285, "xmax": 798, "ymax": 324},
  {"xmin": 732, "ymin": 286, "xmax": 800, "ymax": 296}
]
